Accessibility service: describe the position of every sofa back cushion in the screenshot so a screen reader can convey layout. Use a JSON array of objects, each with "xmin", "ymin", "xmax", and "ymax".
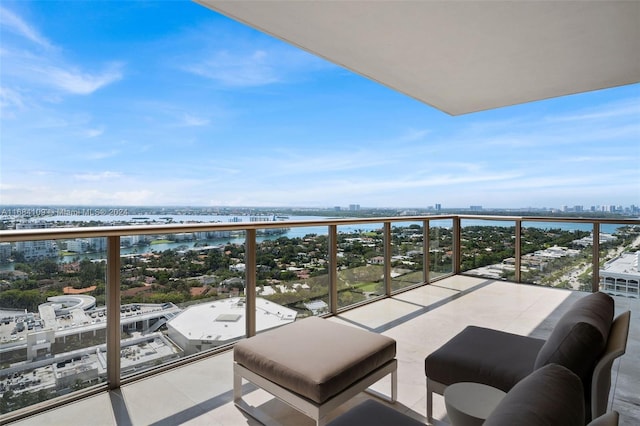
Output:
[
  {"xmin": 534, "ymin": 292, "xmax": 614, "ymax": 387},
  {"xmin": 485, "ymin": 363, "xmax": 585, "ymax": 426}
]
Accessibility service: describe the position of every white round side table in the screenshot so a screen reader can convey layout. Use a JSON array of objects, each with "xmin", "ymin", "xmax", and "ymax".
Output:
[{"xmin": 444, "ymin": 382, "xmax": 507, "ymax": 426}]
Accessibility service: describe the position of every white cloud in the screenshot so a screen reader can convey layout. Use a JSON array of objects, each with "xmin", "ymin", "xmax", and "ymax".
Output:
[
  {"xmin": 401, "ymin": 128, "xmax": 430, "ymax": 142},
  {"xmin": 182, "ymin": 40, "xmax": 332, "ymax": 88},
  {"xmin": 252, "ymin": 147, "xmax": 393, "ymax": 177},
  {"xmin": 180, "ymin": 113, "xmax": 210, "ymax": 127},
  {"xmin": 185, "ymin": 49, "xmax": 279, "ymax": 87},
  {"xmin": 205, "ymin": 165, "xmax": 241, "ymax": 175},
  {"xmin": 0, "ymin": 85, "xmax": 25, "ymax": 116},
  {"xmin": 84, "ymin": 127, "xmax": 105, "ymax": 138},
  {"xmin": 73, "ymin": 171, "xmax": 123, "ymax": 181},
  {"xmin": 564, "ymin": 155, "xmax": 629, "ymax": 163},
  {"xmin": 545, "ymin": 99, "xmax": 640, "ymax": 123},
  {"xmin": 55, "ymin": 189, "xmax": 156, "ymax": 205},
  {"xmin": 1, "ymin": 8, "xmax": 123, "ymax": 101},
  {"xmin": 0, "ymin": 6, "xmax": 52, "ymax": 49},
  {"xmin": 85, "ymin": 150, "xmax": 119, "ymax": 160},
  {"xmin": 45, "ymin": 63, "xmax": 123, "ymax": 95}
]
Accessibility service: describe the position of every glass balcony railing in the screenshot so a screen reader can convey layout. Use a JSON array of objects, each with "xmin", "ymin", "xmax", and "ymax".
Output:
[
  {"xmin": 428, "ymin": 218, "xmax": 454, "ymax": 279},
  {"xmin": 519, "ymin": 220, "xmax": 594, "ymax": 290},
  {"xmin": 0, "ymin": 214, "xmax": 638, "ymax": 419},
  {"xmin": 336, "ymin": 222, "xmax": 385, "ymax": 310},
  {"xmin": 255, "ymin": 226, "xmax": 330, "ymax": 322},
  {"xmin": 450, "ymin": 216, "xmax": 640, "ymax": 295},
  {"xmin": 459, "ymin": 218, "xmax": 516, "ymax": 280},
  {"xmin": 390, "ymin": 221, "xmax": 425, "ymax": 292}
]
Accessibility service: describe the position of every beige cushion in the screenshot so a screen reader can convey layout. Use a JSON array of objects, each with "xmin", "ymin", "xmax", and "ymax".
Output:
[{"xmin": 234, "ymin": 316, "xmax": 396, "ymax": 404}]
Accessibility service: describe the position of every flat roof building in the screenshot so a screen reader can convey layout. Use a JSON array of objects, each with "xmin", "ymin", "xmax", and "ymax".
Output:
[
  {"xmin": 166, "ymin": 297, "xmax": 297, "ymax": 356},
  {"xmin": 600, "ymin": 251, "xmax": 640, "ymax": 298}
]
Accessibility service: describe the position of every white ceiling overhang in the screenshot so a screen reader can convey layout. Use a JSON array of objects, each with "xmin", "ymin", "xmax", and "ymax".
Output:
[{"xmin": 195, "ymin": 0, "xmax": 640, "ymax": 115}]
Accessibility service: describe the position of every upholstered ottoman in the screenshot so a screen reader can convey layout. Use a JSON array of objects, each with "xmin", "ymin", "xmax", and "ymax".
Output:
[{"xmin": 233, "ymin": 316, "xmax": 397, "ymax": 426}]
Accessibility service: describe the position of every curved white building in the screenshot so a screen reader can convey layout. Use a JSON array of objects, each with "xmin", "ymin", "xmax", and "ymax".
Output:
[{"xmin": 42, "ymin": 295, "xmax": 97, "ymax": 315}]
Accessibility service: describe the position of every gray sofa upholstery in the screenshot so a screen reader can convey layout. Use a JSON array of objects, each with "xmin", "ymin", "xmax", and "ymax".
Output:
[
  {"xmin": 485, "ymin": 363, "xmax": 619, "ymax": 426},
  {"xmin": 425, "ymin": 291, "xmax": 618, "ymax": 422},
  {"xmin": 484, "ymin": 363, "xmax": 585, "ymax": 426}
]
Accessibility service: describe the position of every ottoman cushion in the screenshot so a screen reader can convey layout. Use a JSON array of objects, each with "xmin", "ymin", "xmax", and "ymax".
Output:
[{"xmin": 234, "ymin": 316, "xmax": 396, "ymax": 404}]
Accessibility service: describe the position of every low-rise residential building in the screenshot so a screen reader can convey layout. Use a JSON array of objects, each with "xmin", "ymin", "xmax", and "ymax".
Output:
[{"xmin": 600, "ymin": 251, "xmax": 640, "ymax": 298}]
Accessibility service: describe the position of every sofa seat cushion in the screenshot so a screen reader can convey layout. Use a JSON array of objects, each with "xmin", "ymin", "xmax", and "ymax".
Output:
[
  {"xmin": 425, "ymin": 326, "xmax": 544, "ymax": 392},
  {"xmin": 485, "ymin": 363, "xmax": 585, "ymax": 426},
  {"xmin": 234, "ymin": 316, "xmax": 396, "ymax": 404},
  {"xmin": 534, "ymin": 292, "xmax": 614, "ymax": 385}
]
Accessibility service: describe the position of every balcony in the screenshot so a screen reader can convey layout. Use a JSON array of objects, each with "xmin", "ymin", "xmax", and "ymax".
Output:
[
  {"xmin": 1, "ymin": 215, "xmax": 639, "ymax": 425},
  {"xmin": 2, "ymin": 275, "xmax": 638, "ymax": 425}
]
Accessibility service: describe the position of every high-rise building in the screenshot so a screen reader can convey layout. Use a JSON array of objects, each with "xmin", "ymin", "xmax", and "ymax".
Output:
[
  {"xmin": 15, "ymin": 222, "xmax": 58, "ymax": 261},
  {"xmin": 0, "ymin": 242, "xmax": 11, "ymax": 262}
]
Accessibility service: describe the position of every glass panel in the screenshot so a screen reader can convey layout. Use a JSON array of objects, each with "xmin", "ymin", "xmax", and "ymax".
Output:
[
  {"xmin": 390, "ymin": 222, "xmax": 425, "ymax": 291},
  {"xmin": 120, "ymin": 230, "xmax": 246, "ymax": 377},
  {"xmin": 429, "ymin": 219, "xmax": 453, "ymax": 279},
  {"xmin": 336, "ymin": 223, "xmax": 385, "ymax": 310},
  {"xmin": 599, "ymin": 223, "xmax": 640, "ymax": 297},
  {"xmin": 460, "ymin": 219, "xmax": 516, "ymax": 280},
  {"xmin": 0, "ymin": 236, "xmax": 107, "ymax": 414},
  {"xmin": 520, "ymin": 221, "xmax": 593, "ymax": 290},
  {"xmin": 255, "ymin": 226, "xmax": 330, "ymax": 322}
]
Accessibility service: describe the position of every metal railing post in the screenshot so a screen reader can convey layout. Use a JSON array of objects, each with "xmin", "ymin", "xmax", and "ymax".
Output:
[
  {"xmin": 329, "ymin": 225, "xmax": 338, "ymax": 314},
  {"xmin": 423, "ymin": 220, "xmax": 430, "ymax": 284},
  {"xmin": 384, "ymin": 222, "xmax": 392, "ymax": 296},
  {"xmin": 453, "ymin": 217, "xmax": 461, "ymax": 275},
  {"xmin": 106, "ymin": 236, "xmax": 121, "ymax": 389},
  {"xmin": 592, "ymin": 222, "xmax": 600, "ymax": 293},
  {"xmin": 245, "ymin": 229, "xmax": 256, "ymax": 337},
  {"xmin": 515, "ymin": 219, "xmax": 522, "ymax": 283}
]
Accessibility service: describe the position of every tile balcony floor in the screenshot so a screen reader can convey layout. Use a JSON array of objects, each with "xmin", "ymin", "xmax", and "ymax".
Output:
[{"xmin": 9, "ymin": 276, "xmax": 640, "ymax": 426}]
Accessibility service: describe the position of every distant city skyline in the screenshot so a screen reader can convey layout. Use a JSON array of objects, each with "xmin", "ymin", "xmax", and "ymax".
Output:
[
  {"xmin": 1, "ymin": 2, "xmax": 639, "ymax": 209},
  {"xmin": 1, "ymin": 203, "xmax": 637, "ymax": 216}
]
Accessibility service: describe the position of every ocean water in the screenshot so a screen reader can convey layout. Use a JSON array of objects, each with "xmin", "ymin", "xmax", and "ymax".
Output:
[
  {"xmin": 3, "ymin": 214, "xmax": 626, "ymax": 267},
  {"xmin": 38, "ymin": 213, "xmax": 622, "ymax": 234}
]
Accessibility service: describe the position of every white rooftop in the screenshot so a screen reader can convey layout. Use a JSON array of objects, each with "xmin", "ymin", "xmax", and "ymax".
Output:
[
  {"xmin": 167, "ymin": 297, "xmax": 297, "ymax": 342},
  {"xmin": 601, "ymin": 252, "xmax": 640, "ymax": 276}
]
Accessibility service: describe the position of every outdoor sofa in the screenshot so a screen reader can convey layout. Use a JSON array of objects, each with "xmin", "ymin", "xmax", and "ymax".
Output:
[
  {"xmin": 425, "ymin": 291, "xmax": 630, "ymax": 423},
  {"xmin": 485, "ymin": 363, "xmax": 619, "ymax": 426}
]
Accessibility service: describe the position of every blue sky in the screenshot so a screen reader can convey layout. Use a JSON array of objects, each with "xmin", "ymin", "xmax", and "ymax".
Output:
[{"xmin": 1, "ymin": 1, "xmax": 639, "ymax": 209}]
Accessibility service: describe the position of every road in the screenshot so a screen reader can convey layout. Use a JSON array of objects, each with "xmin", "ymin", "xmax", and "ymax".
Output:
[{"xmin": 565, "ymin": 234, "xmax": 640, "ymax": 290}]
